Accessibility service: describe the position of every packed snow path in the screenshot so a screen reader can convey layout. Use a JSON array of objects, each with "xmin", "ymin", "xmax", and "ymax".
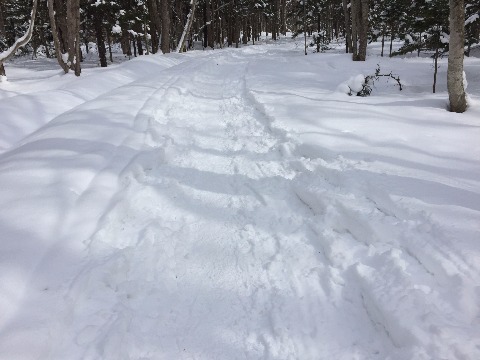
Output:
[{"xmin": 0, "ymin": 43, "xmax": 479, "ymax": 360}]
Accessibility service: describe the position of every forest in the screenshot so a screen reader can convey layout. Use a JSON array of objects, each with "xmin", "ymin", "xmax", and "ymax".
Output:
[
  {"xmin": 1, "ymin": 0, "xmax": 478, "ymax": 113},
  {"xmin": 0, "ymin": 2, "xmax": 479, "ymax": 359},
  {"xmin": 0, "ymin": 1, "xmax": 478, "ymax": 65}
]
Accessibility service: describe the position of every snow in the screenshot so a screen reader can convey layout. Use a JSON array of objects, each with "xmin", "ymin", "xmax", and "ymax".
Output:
[
  {"xmin": 0, "ymin": 38, "xmax": 479, "ymax": 360},
  {"xmin": 61, "ymin": 52, "xmax": 69, "ymax": 64},
  {"xmin": 348, "ymin": 73, "xmax": 366, "ymax": 93},
  {"xmin": 465, "ymin": 13, "xmax": 479, "ymax": 26},
  {"xmin": 112, "ymin": 24, "xmax": 122, "ymax": 34}
]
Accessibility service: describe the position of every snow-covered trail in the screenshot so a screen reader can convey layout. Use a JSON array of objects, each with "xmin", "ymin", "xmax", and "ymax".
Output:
[
  {"xmin": 0, "ymin": 42, "xmax": 479, "ymax": 360},
  {"xmin": 30, "ymin": 49, "xmax": 386, "ymax": 359}
]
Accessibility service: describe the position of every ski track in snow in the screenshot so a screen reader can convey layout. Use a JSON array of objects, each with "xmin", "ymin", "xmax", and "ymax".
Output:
[{"xmin": 0, "ymin": 43, "xmax": 479, "ymax": 360}]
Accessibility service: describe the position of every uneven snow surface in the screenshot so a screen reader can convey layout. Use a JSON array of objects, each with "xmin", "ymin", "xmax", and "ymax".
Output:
[{"xmin": 0, "ymin": 41, "xmax": 479, "ymax": 360}]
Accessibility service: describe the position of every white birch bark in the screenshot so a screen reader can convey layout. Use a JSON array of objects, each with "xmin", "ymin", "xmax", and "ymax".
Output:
[
  {"xmin": 176, "ymin": 0, "xmax": 198, "ymax": 53},
  {"xmin": 0, "ymin": 0, "xmax": 38, "ymax": 76}
]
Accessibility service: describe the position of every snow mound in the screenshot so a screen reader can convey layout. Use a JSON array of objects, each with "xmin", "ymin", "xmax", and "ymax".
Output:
[{"xmin": 337, "ymin": 74, "xmax": 365, "ymax": 95}]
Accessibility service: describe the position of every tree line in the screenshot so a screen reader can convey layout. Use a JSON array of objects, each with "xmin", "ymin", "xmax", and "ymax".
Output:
[{"xmin": 0, "ymin": 0, "xmax": 478, "ymax": 112}]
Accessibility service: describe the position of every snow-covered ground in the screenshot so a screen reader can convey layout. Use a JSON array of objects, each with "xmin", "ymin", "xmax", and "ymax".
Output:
[{"xmin": 0, "ymin": 38, "xmax": 479, "ymax": 360}]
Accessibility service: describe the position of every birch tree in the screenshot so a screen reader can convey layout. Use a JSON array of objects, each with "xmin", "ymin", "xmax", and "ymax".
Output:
[
  {"xmin": 0, "ymin": 0, "xmax": 38, "ymax": 77},
  {"xmin": 177, "ymin": 0, "xmax": 198, "ymax": 52}
]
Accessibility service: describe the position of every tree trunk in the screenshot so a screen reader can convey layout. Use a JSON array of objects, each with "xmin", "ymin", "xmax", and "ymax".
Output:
[
  {"xmin": 251, "ymin": 13, "xmax": 255, "ymax": 45},
  {"xmin": 143, "ymin": 19, "xmax": 150, "ymax": 54},
  {"xmin": 121, "ymin": 29, "xmax": 132, "ymax": 57},
  {"xmin": 82, "ymin": 20, "xmax": 89, "ymax": 54},
  {"xmin": 68, "ymin": 0, "xmax": 81, "ymax": 76},
  {"xmin": 48, "ymin": 0, "xmax": 69, "ymax": 72},
  {"xmin": 389, "ymin": 27, "xmax": 394, "ymax": 57},
  {"xmin": 138, "ymin": 36, "xmax": 144, "ymax": 55},
  {"xmin": 106, "ymin": 26, "xmax": 113, "ymax": 62},
  {"xmin": 234, "ymin": 0, "xmax": 240, "ymax": 47},
  {"xmin": 54, "ymin": 0, "xmax": 68, "ymax": 53},
  {"xmin": 351, "ymin": 0, "xmax": 358, "ymax": 58},
  {"xmin": 147, "ymin": 0, "xmax": 161, "ymax": 53},
  {"xmin": 280, "ymin": 0, "xmax": 286, "ymax": 35},
  {"xmin": 94, "ymin": 10, "xmax": 107, "ymax": 67},
  {"xmin": 227, "ymin": 2, "xmax": 233, "ymax": 46},
  {"xmin": 50, "ymin": 0, "xmax": 81, "ymax": 75},
  {"xmin": 160, "ymin": 0, "xmax": 170, "ymax": 53},
  {"xmin": 0, "ymin": 0, "xmax": 6, "ymax": 40},
  {"xmin": 242, "ymin": 17, "xmax": 248, "ymax": 44},
  {"xmin": 177, "ymin": 0, "xmax": 198, "ymax": 52},
  {"xmin": 74, "ymin": 13, "xmax": 81, "ymax": 76},
  {"xmin": 208, "ymin": 0, "xmax": 214, "ymax": 48},
  {"xmin": 448, "ymin": 0, "xmax": 467, "ymax": 113},
  {"xmin": 381, "ymin": 30, "xmax": 385, "ymax": 57},
  {"xmin": 303, "ymin": 0, "xmax": 307, "ymax": 55},
  {"xmin": 351, "ymin": 0, "xmax": 368, "ymax": 61},
  {"xmin": 203, "ymin": 0, "xmax": 208, "ymax": 48},
  {"xmin": 357, "ymin": 0, "xmax": 368, "ymax": 61},
  {"xmin": 433, "ymin": 41, "xmax": 439, "ymax": 93}
]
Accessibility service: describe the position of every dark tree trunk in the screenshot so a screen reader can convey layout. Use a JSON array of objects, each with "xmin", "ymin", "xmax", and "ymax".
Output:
[
  {"xmin": 433, "ymin": 38, "xmax": 439, "ymax": 93},
  {"xmin": 242, "ymin": 18, "xmax": 248, "ymax": 44},
  {"xmin": 48, "ymin": 0, "xmax": 69, "ymax": 73},
  {"xmin": 352, "ymin": 0, "xmax": 368, "ymax": 61},
  {"xmin": 207, "ymin": 0, "xmax": 214, "ymax": 48},
  {"xmin": 0, "ymin": 0, "xmax": 6, "ymax": 40},
  {"xmin": 280, "ymin": 0, "xmax": 286, "ymax": 35},
  {"xmin": 82, "ymin": 20, "xmax": 89, "ymax": 54},
  {"xmin": 54, "ymin": 0, "xmax": 68, "ymax": 54},
  {"xmin": 147, "ymin": 0, "xmax": 160, "ymax": 53},
  {"xmin": 203, "ymin": 0, "xmax": 208, "ymax": 48},
  {"xmin": 106, "ymin": 26, "xmax": 113, "ymax": 62},
  {"xmin": 93, "ymin": 10, "xmax": 107, "ymax": 67},
  {"xmin": 235, "ymin": 1, "xmax": 240, "ymax": 47},
  {"xmin": 160, "ymin": 0, "xmax": 171, "ymax": 53},
  {"xmin": 137, "ymin": 35, "xmax": 143, "ymax": 55},
  {"xmin": 121, "ymin": 29, "xmax": 132, "ymax": 56},
  {"xmin": 351, "ymin": 0, "xmax": 358, "ymax": 57},
  {"xmin": 227, "ymin": 2, "xmax": 233, "ymax": 46},
  {"xmin": 381, "ymin": 29, "xmax": 385, "ymax": 57},
  {"xmin": 357, "ymin": 0, "xmax": 368, "ymax": 61}
]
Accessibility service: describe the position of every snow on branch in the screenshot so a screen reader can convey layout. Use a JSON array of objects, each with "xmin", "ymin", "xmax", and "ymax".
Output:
[{"xmin": 465, "ymin": 13, "xmax": 479, "ymax": 26}]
